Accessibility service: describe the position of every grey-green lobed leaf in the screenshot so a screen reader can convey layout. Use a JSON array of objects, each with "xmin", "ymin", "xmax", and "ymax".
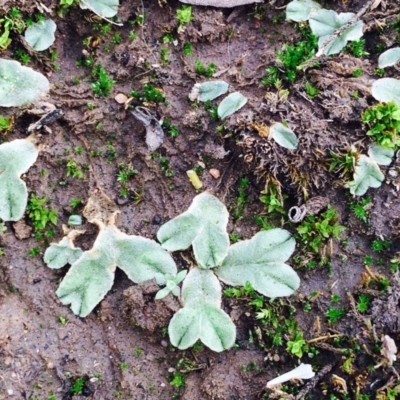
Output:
[
  {"xmin": 286, "ymin": 0, "xmax": 322, "ymax": 22},
  {"xmin": 368, "ymin": 144, "xmax": 394, "ymax": 166},
  {"xmin": 157, "ymin": 192, "xmax": 230, "ymax": 268},
  {"xmin": 198, "ymin": 81, "xmax": 229, "ymax": 102},
  {"xmin": 44, "ymin": 236, "xmax": 84, "ymax": 269},
  {"xmin": 168, "ymin": 268, "xmax": 236, "ymax": 352},
  {"xmin": 53, "ymin": 222, "xmax": 177, "ymax": 317},
  {"xmin": 378, "ymin": 48, "xmax": 400, "ymax": 69},
  {"xmin": 349, "ymin": 155, "xmax": 384, "ymax": 196},
  {"xmin": 80, "ymin": 0, "xmax": 119, "ymax": 18},
  {"xmin": 0, "ymin": 139, "xmax": 39, "ymax": 221},
  {"xmin": 217, "ymin": 92, "xmax": 248, "ymax": 120},
  {"xmin": 178, "ymin": 0, "xmax": 263, "ymax": 7},
  {"xmin": 215, "ymin": 229, "xmax": 300, "ymax": 298},
  {"xmin": 24, "ymin": 19, "xmax": 56, "ymax": 51},
  {"xmin": 270, "ymin": 123, "xmax": 298, "ymax": 150},
  {"xmin": 318, "ymin": 20, "xmax": 363, "ymax": 55},
  {"xmin": 0, "ymin": 58, "xmax": 50, "ymax": 107},
  {"xmin": 371, "ymin": 78, "xmax": 400, "ymax": 105},
  {"xmin": 309, "ymin": 9, "xmax": 364, "ymax": 56},
  {"xmin": 309, "ymin": 10, "xmax": 353, "ymax": 37}
]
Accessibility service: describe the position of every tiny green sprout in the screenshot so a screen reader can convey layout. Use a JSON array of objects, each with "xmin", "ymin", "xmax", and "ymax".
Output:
[
  {"xmin": 129, "ymin": 31, "xmax": 137, "ymax": 40},
  {"xmin": 106, "ymin": 142, "xmax": 117, "ymax": 162},
  {"xmin": 69, "ymin": 198, "xmax": 82, "ymax": 208},
  {"xmin": 356, "ymin": 294, "xmax": 371, "ymax": 313},
  {"xmin": 352, "ymin": 68, "xmax": 363, "ymax": 77},
  {"xmin": 111, "ymin": 32, "xmax": 122, "ymax": 44},
  {"xmin": 135, "ymin": 348, "xmax": 143, "ymax": 356},
  {"xmin": 120, "ymin": 362, "xmax": 129, "ymax": 370},
  {"xmin": 287, "ymin": 332, "xmax": 308, "ymax": 358},
  {"xmin": 155, "ymin": 270, "xmax": 187, "ymax": 299},
  {"xmin": 331, "ymin": 294, "xmax": 340, "ymax": 303},
  {"xmin": 195, "ymin": 60, "xmax": 217, "ymax": 77},
  {"xmin": 362, "ymin": 102, "xmax": 400, "ymax": 149},
  {"xmin": 162, "ymin": 34, "xmax": 174, "ymax": 44},
  {"xmin": 66, "ymin": 160, "xmax": 84, "ymax": 179},
  {"xmin": 374, "ymin": 68, "xmax": 385, "ymax": 77},
  {"xmin": 170, "ymin": 372, "xmax": 185, "ymax": 388},
  {"xmin": 74, "ymin": 146, "xmax": 84, "ymax": 155},
  {"xmin": 345, "ymin": 39, "xmax": 369, "ymax": 57},
  {"xmin": 176, "ymin": 5, "xmax": 192, "ymax": 29},
  {"xmin": 325, "ymin": 307, "xmax": 345, "ymax": 324},
  {"xmin": 350, "ymin": 197, "xmax": 371, "ymax": 223},
  {"xmin": 182, "ymin": 42, "xmax": 193, "ymax": 56},
  {"xmin": 371, "ymin": 239, "xmax": 390, "ymax": 252},
  {"xmin": 131, "ymin": 83, "xmax": 166, "ymax": 104},
  {"xmin": 305, "ymin": 81, "xmax": 319, "ymax": 98},
  {"xmin": 100, "ymin": 24, "xmax": 111, "ymax": 35},
  {"xmin": 92, "ymin": 65, "xmax": 115, "ymax": 97},
  {"xmin": 0, "ymin": 115, "xmax": 13, "ymax": 131},
  {"xmin": 15, "ymin": 49, "xmax": 30, "ymax": 64},
  {"xmin": 160, "ymin": 48, "xmax": 170, "ymax": 66},
  {"xmin": 58, "ymin": 316, "xmax": 67, "ymax": 325},
  {"xmin": 162, "ymin": 119, "xmax": 179, "ymax": 137},
  {"xmin": 27, "ymin": 194, "xmax": 58, "ymax": 232},
  {"xmin": 70, "ymin": 377, "xmax": 84, "ymax": 394},
  {"xmin": 29, "ymin": 247, "xmax": 41, "ymax": 257}
]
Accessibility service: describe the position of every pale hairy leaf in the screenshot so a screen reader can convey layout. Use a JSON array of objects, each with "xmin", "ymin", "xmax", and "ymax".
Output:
[
  {"xmin": 179, "ymin": 0, "xmax": 263, "ymax": 7},
  {"xmin": 371, "ymin": 78, "xmax": 400, "ymax": 105},
  {"xmin": 44, "ymin": 236, "xmax": 83, "ymax": 269},
  {"xmin": 0, "ymin": 58, "xmax": 50, "ymax": 107},
  {"xmin": 115, "ymin": 233, "xmax": 177, "ymax": 285},
  {"xmin": 80, "ymin": 0, "xmax": 119, "ymax": 18},
  {"xmin": 168, "ymin": 268, "xmax": 236, "ymax": 351},
  {"xmin": 0, "ymin": 139, "xmax": 39, "ymax": 221},
  {"xmin": 24, "ymin": 19, "xmax": 56, "ymax": 51},
  {"xmin": 157, "ymin": 192, "xmax": 229, "ymax": 268},
  {"xmin": 309, "ymin": 10, "xmax": 354, "ymax": 37},
  {"xmin": 217, "ymin": 92, "xmax": 247, "ymax": 120},
  {"xmin": 215, "ymin": 229, "xmax": 300, "ymax": 297},
  {"xmin": 198, "ymin": 81, "xmax": 229, "ymax": 102},
  {"xmin": 270, "ymin": 123, "xmax": 298, "ymax": 149},
  {"xmin": 349, "ymin": 154, "xmax": 384, "ymax": 196},
  {"xmin": 286, "ymin": 0, "xmax": 321, "ymax": 22},
  {"xmin": 368, "ymin": 144, "xmax": 394, "ymax": 166},
  {"xmin": 378, "ymin": 48, "xmax": 400, "ymax": 68},
  {"xmin": 50, "ymin": 192, "xmax": 177, "ymax": 317}
]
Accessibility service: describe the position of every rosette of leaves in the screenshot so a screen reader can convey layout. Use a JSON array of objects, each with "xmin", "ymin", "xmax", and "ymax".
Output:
[
  {"xmin": 0, "ymin": 138, "xmax": 39, "ymax": 221},
  {"xmin": 157, "ymin": 192, "xmax": 299, "ymax": 352},
  {"xmin": 286, "ymin": 1, "xmax": 364, "ymax": 56},
  {"xmin": 44, "ymin": 191, "xmax": 178, "ymax": 317}
]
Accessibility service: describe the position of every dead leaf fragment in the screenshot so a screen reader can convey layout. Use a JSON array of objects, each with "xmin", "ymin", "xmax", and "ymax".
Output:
[
  {"xmin": 381, "ymin": 335, "xmax": 397, "ymax": 366},
  {"xmin": 209, "ymin": 169, "xmax": 221, "ymax": 179}
]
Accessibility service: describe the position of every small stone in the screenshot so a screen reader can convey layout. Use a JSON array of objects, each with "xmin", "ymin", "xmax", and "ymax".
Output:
[
  {"xmin": 115, "ymin": 93, "xmax": 128, "ymax": 104},
  {"xmin": 273, "ymin": 354, "xmax": 280, "ymax": 362},
  {"xmin": 161, "ymin": 340, "xmax": 168, "ymax": 347},
  {"xmin": 209, "ymin": 168, "xmax": 221, "ymax": 179},
  {"xmin": 12, "ymin": 219, "xmax": 32, "ymax": 240}
]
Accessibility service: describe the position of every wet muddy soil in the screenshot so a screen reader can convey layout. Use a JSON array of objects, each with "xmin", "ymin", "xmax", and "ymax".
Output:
[{"xmin": 1, "ymin": 1, "xmax": 400, "ymax": 399}]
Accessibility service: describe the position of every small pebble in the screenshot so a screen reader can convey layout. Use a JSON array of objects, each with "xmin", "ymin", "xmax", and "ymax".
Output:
[
  {"xmin": 33, "ymin": 278, "xmax": 42, "ymax": 284},
  {"xmin": 161, "ymin": 340, "xmax": 168, "ymax": 347},
  {"xmin": 115, "ymin": 93, "xmax": 128, "ymax": 104},
  {"xmin": 209, "ymin": 168, "xmax": 221, "ymax": 179}
]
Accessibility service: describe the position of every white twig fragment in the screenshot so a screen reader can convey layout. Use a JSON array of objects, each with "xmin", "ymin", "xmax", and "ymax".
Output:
[{"xmin": 266, "ymin": 363, "xmax": 315, "ymax": 389}]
